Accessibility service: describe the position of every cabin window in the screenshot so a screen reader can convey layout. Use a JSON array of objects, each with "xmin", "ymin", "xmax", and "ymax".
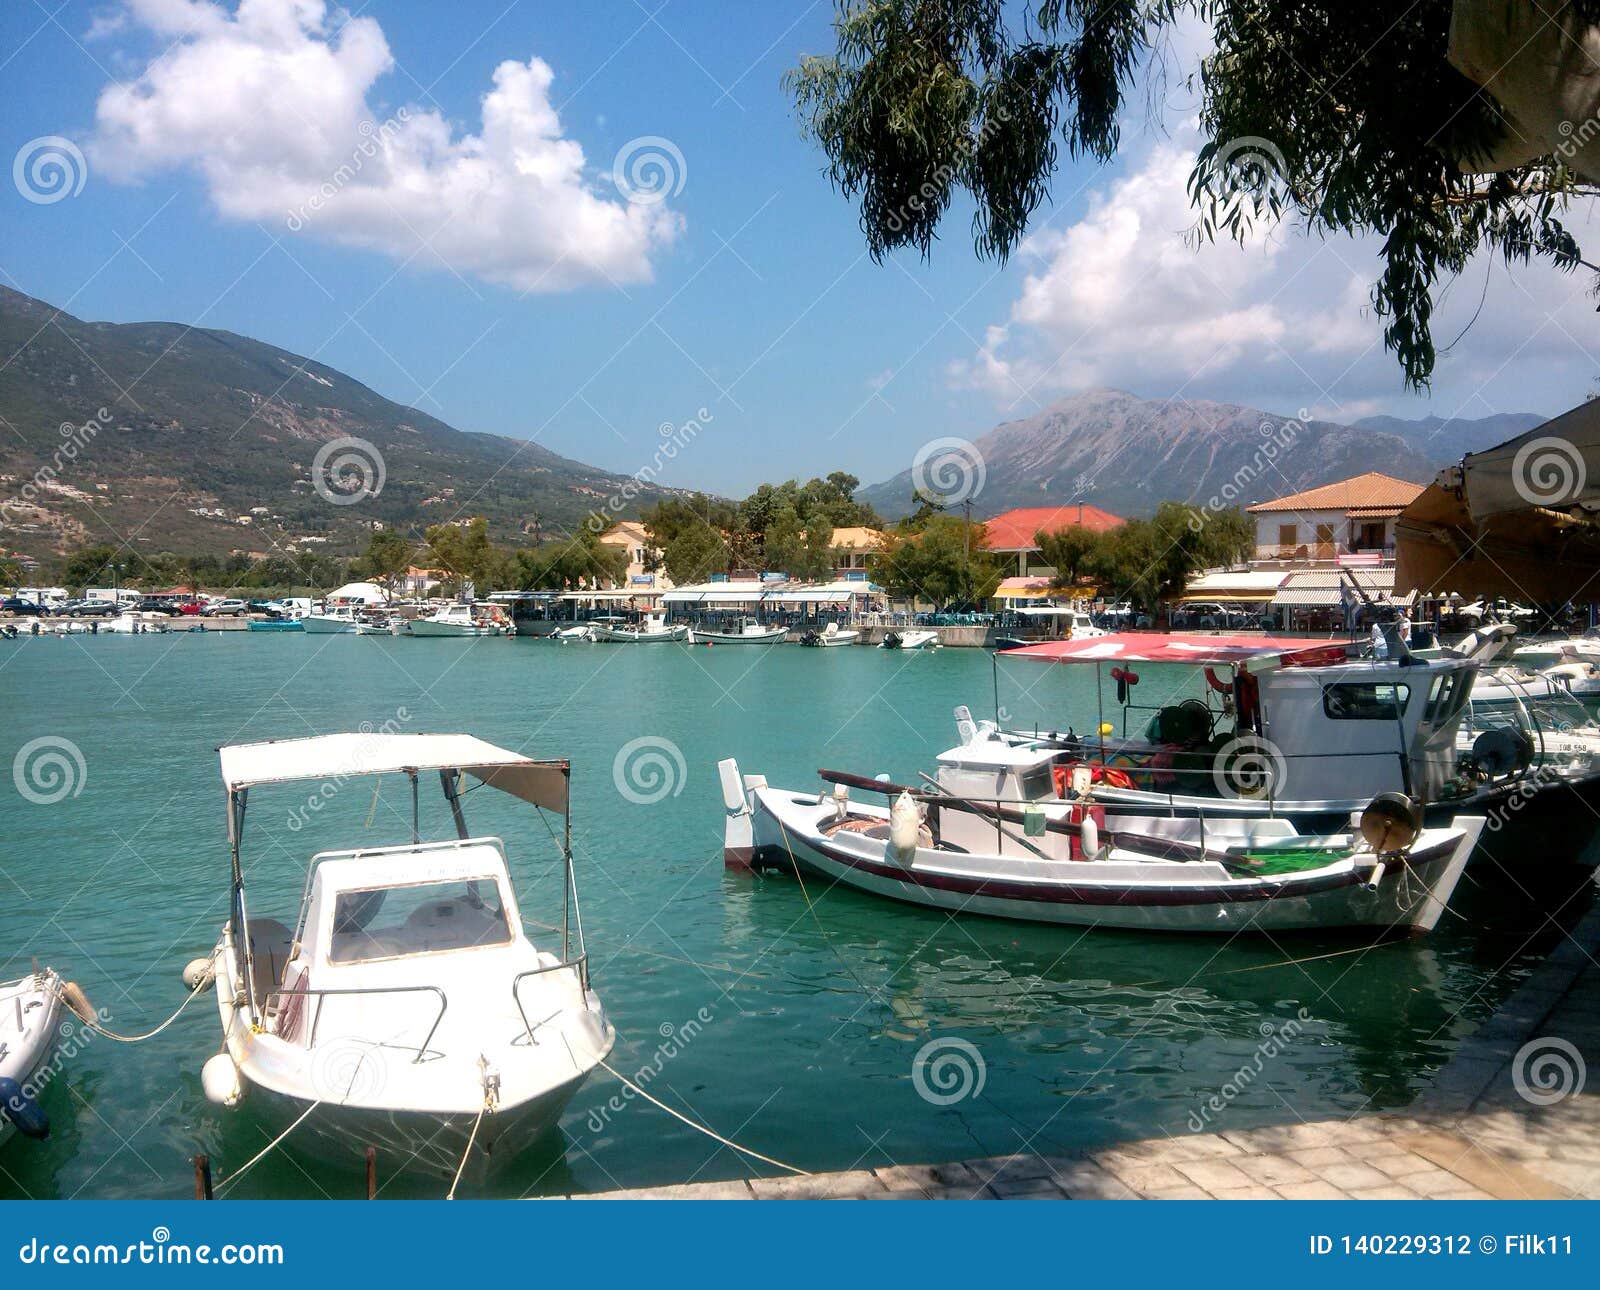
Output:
[
  {"xmin": 328, "ymin": 878, "xmax": 512, "ymax": 963},
  {"xmin": 1424, "ymin": 673, "xmax": 1467, "ymax": 725},
  {"xmin": 1017, "ymin": 764, "xmax": 1055, "ymax": 801},
  {"xmin": 1322, "ymin": 683, "xmax": 1410, "ymax": 721}
]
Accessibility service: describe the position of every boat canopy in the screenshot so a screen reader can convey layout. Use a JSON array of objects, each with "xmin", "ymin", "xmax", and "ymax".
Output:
[
  {"xmin": 219, "ymin": 733, "xmax": 569, "ymax": 814},
  {"xmin": 1002, "ymin": 632, "xmax": 1349, "ymax": 668}
]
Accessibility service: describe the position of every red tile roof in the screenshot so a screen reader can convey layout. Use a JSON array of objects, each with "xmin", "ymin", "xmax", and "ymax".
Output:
[
  {"xmin": 980, "ymin": 504, "xmax": 1125, "ymax": 551},
  {"xmin": 1246, "ymin": 472, "xmax": 1424, "ymax": 514}
]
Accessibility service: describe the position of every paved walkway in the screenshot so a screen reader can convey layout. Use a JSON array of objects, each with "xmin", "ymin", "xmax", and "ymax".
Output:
[{"xmin": 571, "ymin": 905, "xmax": 1600, "ymax": 1200}]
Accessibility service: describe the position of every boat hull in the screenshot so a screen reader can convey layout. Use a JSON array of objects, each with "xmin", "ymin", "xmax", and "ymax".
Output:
[
  {"xmin": 406, "ymin": 621, "xmax": 492, "ymax": 637},
  {"xmin": 734, "ymin": 787, "xmax": 1478, "ymax": 934},
  {"xmin": 302, "ymin": 616, "xmax": 355, "ymax": 634},
  {"xmin": 0, "ymin": 970, "xmax": 63, "ymax": 1149},
  {"xmin": 593, "ymin": 625, "xmax": 688, "ymax": 643},
  {"xmin": 690, "ymin": 628, "xmax": 788, "ymax": 644}
]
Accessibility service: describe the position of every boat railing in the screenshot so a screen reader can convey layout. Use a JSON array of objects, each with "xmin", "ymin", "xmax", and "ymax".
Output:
[
  {"xmin": 263, "ymin": 983, "xmax": 448, "ymax": 1063},
  {"xmin": 511, "ymin": 954, "xmax": 588, "ymax": 1045}
]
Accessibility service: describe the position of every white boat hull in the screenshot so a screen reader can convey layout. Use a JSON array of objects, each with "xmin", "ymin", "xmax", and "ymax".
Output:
[
  {"xmin": 690, "ymin": 627, "xmax": 789, "ymax": 644},
  {"xmin": 406, "ymin": 621, "xmax": 493, "ymax": 637},
  {"xmin": 0, "ymin": 970, "xmax": 63, "ymax": 1148},
  {"xmin": 880, "ymin": 629, "xmax": 940, "ymax": 650},
  {"xmin": 593, "ymin": 624, "xmax": 689, "ymax": 643},
  {"xmin": 729, "ymin": 784, "xmax": 1479, "ymax": 934},
  {"xmin": 303, "ymin": 615, "xmax": 356, "ymax": 634}
]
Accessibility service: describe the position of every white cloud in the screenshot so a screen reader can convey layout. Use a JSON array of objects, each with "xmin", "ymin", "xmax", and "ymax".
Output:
[
  {"xmin": 89, "ymin": 0, "xmax": 682, "ymax": 292},
  {"xmin": 952, "ymin": 121, "xmax": 1600, "ymax": 421}
]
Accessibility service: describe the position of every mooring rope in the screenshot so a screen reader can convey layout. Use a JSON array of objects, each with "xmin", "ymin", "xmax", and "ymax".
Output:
[
  {"xmin": 595, "ymin": 1056, "xmax": 808, "ymax": 1176},
  {"xmin": 214, "ymin": 1097, "xmax": 323, "ymax": 1197},
  {"xmin": 446, "ymin": 1101, "xmax": 488, "ymax": 1201},
  {"xmin": 64, "ymin": 977, "xmax": 209, "ymax": 1043}
]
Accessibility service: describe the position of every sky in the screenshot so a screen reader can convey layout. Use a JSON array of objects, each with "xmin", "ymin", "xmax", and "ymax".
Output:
[{"xmin": 2, "ymin": 0, "xmax": 1598, "ymax": 500}]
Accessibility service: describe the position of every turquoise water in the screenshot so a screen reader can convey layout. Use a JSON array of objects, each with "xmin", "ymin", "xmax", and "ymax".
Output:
[{"xmin": 0, "ymin": 632, "xmax": 1590, "ymax": 1199}]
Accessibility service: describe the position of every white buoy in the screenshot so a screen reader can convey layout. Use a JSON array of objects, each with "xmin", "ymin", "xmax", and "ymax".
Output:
[
  {"xmin": 201, "ymin": 1053, "xmax": 243, "ymax": 1107},
  {"xmin": 181, "ymin": 957, "xmax": 216, "ymax": 992},
  {"xmin": 888, "ymin": 792, "xmax": 920, "ymax": 862}
]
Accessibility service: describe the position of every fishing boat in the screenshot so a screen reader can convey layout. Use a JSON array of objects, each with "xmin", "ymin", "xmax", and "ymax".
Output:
[
  {"xmin": 593, "ymin": 612, "xmax": 688, "ymax": 643},
  {"xmin": 965, "ymin": 630, "xmax": 1600, "ymax": 859},
  {"xmin": 799, "ymin": 623, "xmax": 860, "ymax": 648},
  {"xmin": 880, "ymin": 628, "xmax": 940, "ymax": 650},
  {"xmin": 689, "ymin": 618, "xmax": 788, "ymax": 645},
  {"xmin": 406, "ymin": 603, "xmax": 509, "ymax": 638},
  {"xmin": 0, "ymin": 968, "xmax": 65, "ymax": 1147},
  {"xmin": 719, "ymin": 760, "xmax": 1481, "ymax": 934},
  {"xmin": 303, "ymin": 605, "xmax": 362, "ymax": 635},
  {"xmin": 190, "ymin": 734, "xmax": 613, "ymax": 1181}
]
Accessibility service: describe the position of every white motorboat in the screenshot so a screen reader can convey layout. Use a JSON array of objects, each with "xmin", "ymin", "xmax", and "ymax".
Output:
[
  {"xmin": 594, "ymin": 612, "xmax": 688, "ymax": 643},
  {"xmin": 553, "ymin": 622, "xmax": 599, "ymax": 642},
  {"xmin": 880, "ymin": 628, "xmax": 940, "ymax": 650},
  {"xmin": 103, "ymin": 612, "xmax": 167, "ymax": 634},
  {"xmin": 406, "ymin": 603, "xmax": 509, "ymax": 637},
  {"xmin": 195, "ymin": 733, "xmax": 614, "ymax": 1181},
  {"xmin": 799, "ymin": 623, "xmax": 860, "ymax": 648},
  {"xmin": 1545, "ymin": 658, "xmax": 1600, "ymax": 699},
  {"xmin": 1511, "ymin": 631, "xmax": 1600, "ymax": 673},
  {"xmin": 720, "ymin": 760, "xmax": 1481, "ymax": 934},
  {"xmin": 0, "ymin": 968, "xmax": 64, "ymax": 1147},
  {"xmin": 689, "ymin": 618, "xmax": 788, "ymax": 645},
  {"xmin": 1461, "ymin": 669, "xmax": 1600, "ymax": 778},
  {"xmin": 303, "ymin": 606, "xmax": 362, "ymax": 634}
]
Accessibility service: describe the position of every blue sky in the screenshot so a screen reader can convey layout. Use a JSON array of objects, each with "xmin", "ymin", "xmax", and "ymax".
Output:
[{"xmin": 3, "ymin": 1, "xmax": 1595, "ymax": 500}]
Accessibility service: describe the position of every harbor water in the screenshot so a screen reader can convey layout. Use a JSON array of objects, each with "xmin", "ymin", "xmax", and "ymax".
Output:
[{"xmin": 0, "ymin": 632, "xmax": 1592, "ymax": 1198}]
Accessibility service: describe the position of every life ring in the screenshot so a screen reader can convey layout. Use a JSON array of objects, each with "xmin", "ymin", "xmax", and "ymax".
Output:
[{"xmin": 1204, "ymin": 667, "xmax": 1230, "ymax": 694}]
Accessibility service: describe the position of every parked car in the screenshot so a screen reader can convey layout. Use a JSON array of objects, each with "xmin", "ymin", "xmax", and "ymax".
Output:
[
  {"xmin": 173, "ymin": 598, "xmax": 205, "ymax": 616},
  {"xmin": 201, "ymin": 598, "xmax": 249, "ymax": 617},
  {"xmin": 0, "ymin": 597, "xmax": 45, "ymax": 617},
  {"xmin": 132, "ymin": 597, "xmax": 183, "ymax": 616},
  {"xmin": 59, "ymin": 598, "xmax": 120, "ymax": 618}
]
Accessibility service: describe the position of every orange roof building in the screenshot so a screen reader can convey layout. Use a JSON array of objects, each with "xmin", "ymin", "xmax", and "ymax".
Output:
[
  {"xmin": 979, "ymin": 503, "xmax": 1125, "ymax": 577},
  {"xmin": 1246, "ymin": 472, "xmax": 1424, "ymax": 564}
]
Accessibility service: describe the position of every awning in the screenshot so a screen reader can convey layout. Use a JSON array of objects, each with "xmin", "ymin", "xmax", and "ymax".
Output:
[
  {"xmin": 766, "ymin": 581, "xmax": 883, "ymax": 602},
  {"xmin": 559, "ymin": 589, "xmax": 661, "ymax": 601},
  {"xmin": 1002, "ymin": 632, "xmax": 1349, "ymax": 669},
  {"xmin": 219, "ymin": 734, "xmax": 569, "ymax": 814},
  {"xmin": 1180, "ymin": 570, "xmax": 1290, "ymax": 601},
  {"xmin": 1273, "ymin": 569, "xmax": 1401, "ymax": 608},
  {"xmin": 1395, "ymin": 401, "xmax": 1600, "ymax": 602}
]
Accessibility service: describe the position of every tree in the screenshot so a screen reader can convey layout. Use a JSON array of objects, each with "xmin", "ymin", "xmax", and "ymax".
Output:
[
  {"xmin": 425, "ymin": 518, "xmax": 502, "ymax": 592},
  {"xmin": 788, "ymin": 1, "xmax": 1599, "ymax": 388},
  {"xmin": 61, "ymin": 544, "xmax": 120, "ymax": 593},
  {"xmin": 1035, "ymin": 524, "xmax": 1103, "ymax": 590},
  {"xmin": 359, "ymin": 530, "xmax": 415, "ymax": 595},
  {"xmin": 870, "ymin": 513, "xmax": 1003, "ymax": 607},
  {"xmin": 1084, "ymin": 501, "xmax": 1254, "ymax": 615},
  {"xmin": 0, "ymin": 556, "xmax": 21, "ymax": 589}
]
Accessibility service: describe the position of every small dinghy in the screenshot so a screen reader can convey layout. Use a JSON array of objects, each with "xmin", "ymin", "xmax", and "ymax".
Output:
[
  {"xmin": 0, "ymin": 969, "xmax": 65, "ymax": 1147},
  {"xmin": 553, "ymin": 623, "xmax": 598, "ymax": 642},
  {"xmin": 192, "ymin": 734, "xmax": 614, "ymax": 1181},
  {"xmin": 880, "ymin": 628, "xmax": 940, "ymax": 650},
  {"xmin": 719, "ymin": 760, "xmax": 1481, "ymax": 935},
  {"xmin": 799, "ymin": 623, "xmax": 859, "ymax": 647}
]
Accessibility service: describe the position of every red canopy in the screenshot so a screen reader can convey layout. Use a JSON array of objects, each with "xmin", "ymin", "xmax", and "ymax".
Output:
[{"xmin": 1002, "ymin": 633, "xmax": 1348, "ymax": 668}]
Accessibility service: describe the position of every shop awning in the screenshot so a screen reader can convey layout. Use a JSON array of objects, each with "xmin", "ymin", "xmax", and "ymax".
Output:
[
  {"xmin": 1273, "ymin": 569, "xmax": 1408, "ymax": 607},
  {"xmin": 1179, "ymin": 569, "xmax": 1290, "ymax": 602}
]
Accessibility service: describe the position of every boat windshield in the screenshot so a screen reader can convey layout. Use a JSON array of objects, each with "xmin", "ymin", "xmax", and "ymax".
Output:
[
  {"xmin": 1469, "ymin": 692, "xmax": 1595, "ymax": 736},
  {"xmin": 328, "ymin": 877, "xmax": 512, "ymax": 964}
]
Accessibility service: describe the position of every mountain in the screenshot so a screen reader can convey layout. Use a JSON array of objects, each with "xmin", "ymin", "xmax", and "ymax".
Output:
[
  {"xmin": 1353, "ymin": 411, "xmax": 1546, "ymax": 461},
  {"xmin": 858, "ymin": 390, "xmax": 1454, "ymax": 521},
  {"xmin": 0, "ymin": 286, "xmax": 685, "ymax": 561}
]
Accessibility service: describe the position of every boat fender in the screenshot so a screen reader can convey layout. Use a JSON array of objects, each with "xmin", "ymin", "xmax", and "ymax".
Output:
[
  {"xmin": 182, "ymin": 957, "xmax": 217, "ymax": 993},
  {"xmin": 0, "ymin": 1077, "xmax": 49, "ymax": 1140},
  {"xmin": 201, "ymin": 1053, "xmax": 244, "ymax": 1108},
  {"xmin": 61, "ymin": 980, "xmax": 96, "ymax": 1023},
  {"xmin": 1080, "ymin": 812, "xmax": 1100, "ymax": 860},
  {"xmin": 1110, "ymin": 666, "xmax": 1139, "ymax": 705},
  {"xmin": 888, "ymin": 792, "xmax": 920, "ymax": 862},
  {"xmin": 717, "ymin": 759, "xmax": 747, "ymax": 814},
  {"xmin": 831, "ymin": 782, "xmax": 849, "ymax": 820}
]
